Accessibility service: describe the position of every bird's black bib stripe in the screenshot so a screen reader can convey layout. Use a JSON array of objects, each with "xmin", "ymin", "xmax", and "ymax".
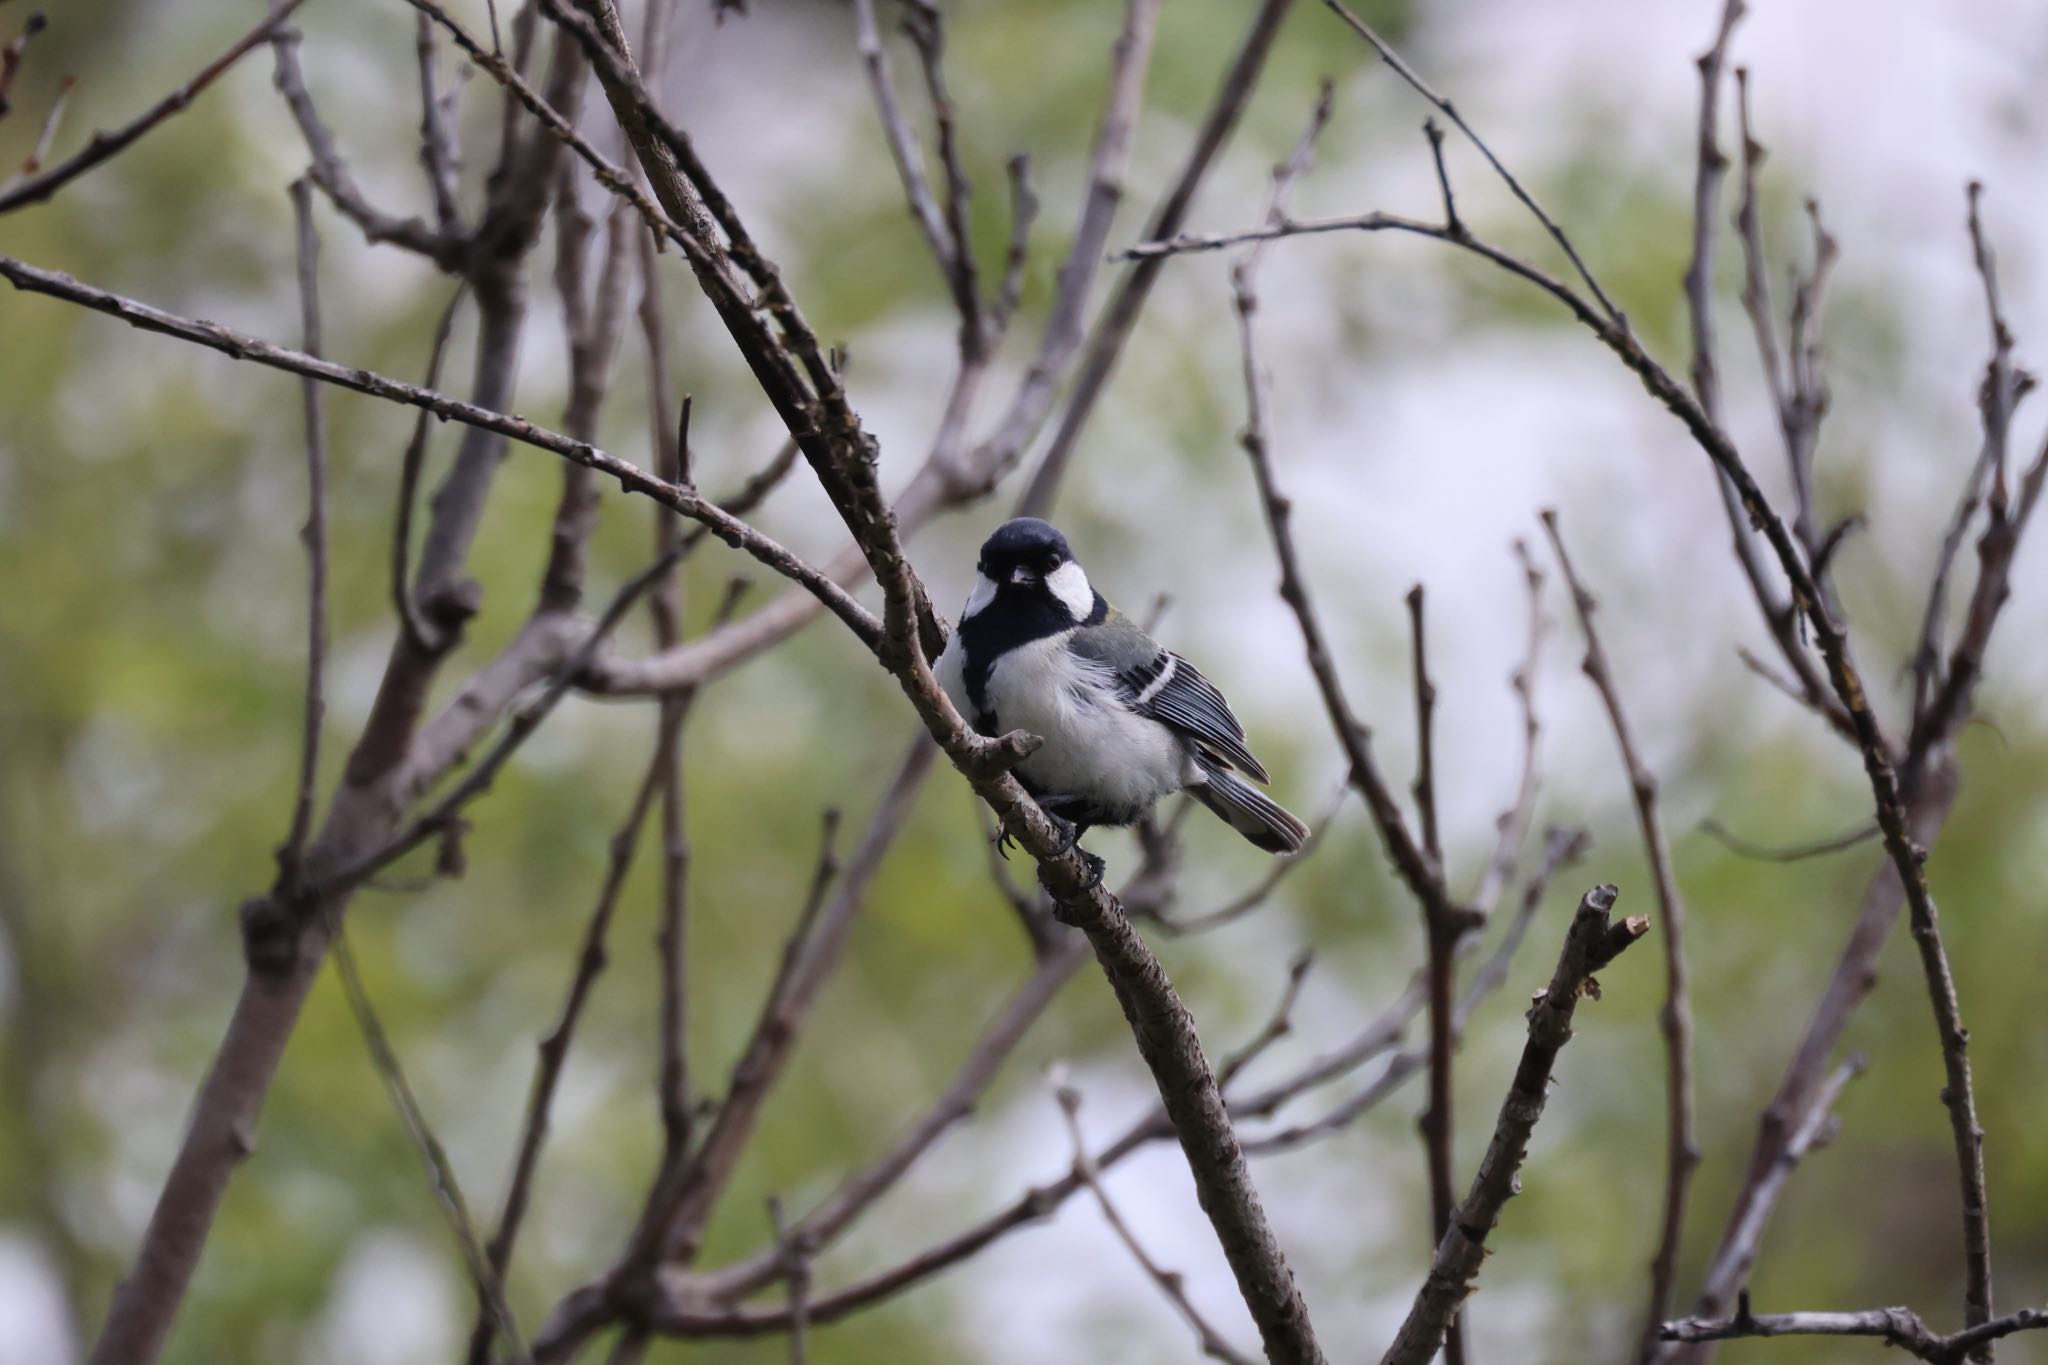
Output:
[{"xmin": 956, "ymin": 587, "xmax": 1093, "ymax": 726}]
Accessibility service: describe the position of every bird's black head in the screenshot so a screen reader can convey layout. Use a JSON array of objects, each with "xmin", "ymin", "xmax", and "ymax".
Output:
[
  {"xmin": 976, "ymin": 517, "xmax": 1072, "ymax": 581},
  {"xmin": 959, "ymin": 517, "xmax": 1101, "ymax": 630}
]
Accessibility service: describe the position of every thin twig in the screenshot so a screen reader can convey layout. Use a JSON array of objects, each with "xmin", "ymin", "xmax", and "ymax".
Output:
[
  {"xmin": 1698, "ymin": 817, "xmax": 1876, "ymax": 863},
  {"xmin": 767, "ymin": 1198, "xmax": 810, "ymax": 1365},
  {"xmin": 1910, "ymin": 183, "xmax": 2030, "ymax": 733},
  {"xmin": 1685, "ymin": 1054, "xmax": 1862, "ymax": 1335},
  {"xmin": 968, "ymin": 0, "xmax": 1162, "ymax": 481},
  {"xmin": 850, "ymin": 0, "xmax": 958, "ymax": 310},
  {"xmin": 393, "ymin": 284, "xmax": 470, "ymax": 652},
  {"xmin": 277, "ymin": 179, "xmax": 329, "ymax": 894},
  {"xmin": 1243, "ymin": 826, "xmax": 1586, "ymax": 1158},
  {"xmin": 990, "ymin": 153, "xmax": 1037, "ymax": 339},
  {"xmin": 268, "ymin": 25, "xmax": 457, "ymax": 264},
  {"xmin": 1320, "ymin": 0, "xmax": 1622, "ymax": 322},
  {"xmin": 465, "ymin": 746, "xmax": 669, "ymax": 1365},
  {"xmin": 328, "ymin": 924, "xmax": 531, "ymax": 1364},
  {"xmin": 6, "ymin": 73, "xmax": 71, "ymax": 182},
  {"xmin": 1403, "ymin": 578, "xmax": 1463, "ymax": 1365},
  {"xmin": 1682, "ymin": 7, "xmax": 1853, "ymax": 739},
  {"xmin": 1541, "ymin": 510, "xmax": 1698, "ymax": 1365},
  {"xmin": 1662, "ymin": 1293, "xmax": 2048, "ymax": 1364},
  {"xmin": 1015, "ymin": 0, "xmax": 1296, "ymax": 515},
  {"xmin": 0, "ymin": 1, "xmax": 307, "ymax": 214},
  {"xmin": 1155, "ymin": 785, "xmax": 1345, "ymax": 935},
  {"xmin": 1406, "ymin": 586, "xmax": 1441, "ymax": 866},
  {"xmin": 1229, "ymin": 222, "xmax": 1450, "ymax": 939},
  {"xmin": 0, "ymin": 255, "xmax": 885, "ymax": 653},
  {"xmin": 1467, "ymin": 541, "xmax": 1547, "ymax": 919},
  {"xmin": 1056, "ymin": 1078, "xmax": 1259, "ymax": 1365},
  {"xmin": 415, "ymin": 11, "xmax": 463, "ymax": 230}
]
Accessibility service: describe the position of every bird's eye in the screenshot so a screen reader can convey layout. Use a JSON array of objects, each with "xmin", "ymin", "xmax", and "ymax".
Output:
[{"xmin": 1040, "ymin": 553, "xmax": 1062, "ymax": 573}]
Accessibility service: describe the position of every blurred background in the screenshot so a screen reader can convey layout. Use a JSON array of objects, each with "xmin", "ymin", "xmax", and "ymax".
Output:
[{"xmin": 3, "ymin": 0, "xmax": 2047, "ymax": 1361}]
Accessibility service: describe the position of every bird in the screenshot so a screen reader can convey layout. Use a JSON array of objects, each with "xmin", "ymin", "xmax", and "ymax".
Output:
[{"xmin": 935, "ymin": 516, "xmax": 1308, "ymax": 881}]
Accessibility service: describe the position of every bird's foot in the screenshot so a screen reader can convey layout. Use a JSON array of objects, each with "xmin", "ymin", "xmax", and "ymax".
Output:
[
  {"xmin": 1036, "ymin": 845, "xmax": 1105, "ymax": 894},
  {"xmin": 1043, "ymin": 810, "xmax": 1081, "ymax": 856}
]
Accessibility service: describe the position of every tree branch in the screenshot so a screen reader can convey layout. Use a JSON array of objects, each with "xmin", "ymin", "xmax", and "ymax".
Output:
[
  {"xmin": 0, "ymin": 1, "xmax": 306, "ymax": 215},
  {"xmin": 1380, "ymin": 886, "xmax": 1648, "ymax": 1365},
  {"xmin": 0, "ymin": 254, "xmax": 885, "ymax": 654},
  {"xmin": 277, "ymin": 178, "xmax": 330, "ymax": 894},
  {"xmin": 1663, "ymin": 1293, "xmax": 2048, "ymax": 1364}
]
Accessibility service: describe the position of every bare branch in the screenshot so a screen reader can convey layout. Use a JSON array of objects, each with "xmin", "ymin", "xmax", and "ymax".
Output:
[
  {"xmin": 1698, "ymin": 817, "xmax": 1876, "ymax": 863},
  {"xmin": 767, "ymin": 1198, "xmax": 810, "ymax": 1365},
  {"xmin": 851, "ymin": 0, "xmax": 971, "ymax": 340},
  {"xmin": 1663, "ymin": 1292, "xmax": 2048, "ymax": 1364},
  {"xmin": 1909, "ymin": 184, "xmax": 2036, "ymax": 747},
  {"xmin": 1684, "ymin": 1055, "xmax": 1862, "ymax": 1338},
  {"xmin": 1320, "ymin": 0, "xmax": 1623, "ymax": 322},
  {"xmin": 1541, "ymin": 510, "xmax": 1698, "ymax": 1364},
  {"xmin": 1014, "ymin": 0, "xmax": 1295, "ymax": 516},
  {"xmin": 5, "ymin": 72, "xmax": 71, "ymax": 182},
  {"xmin": 645, "ymin": 746, "xmax": 931, "ymax": 1266},
  {"xmin": 1681, "ymin": 11, "xmax": 1855, "ymax": 742},
  {"xmin": 0, "ymin": 255, "xmax": 885, "ymax": 654},
  {"xmin": 1242, "ymin": 827, "xmax": 1586, "ymax": 1158},
  {"xmin": 277, "ymin": 179, "xmax": 330, "ymax": 894},
  {"xmin": 0, "ymin": 2, "xmax": 306, "ymax": 215},
  {"xmin": 990, "ymin": 152, "xmax": 1038, "ymax": 338},
  {"xmin": 903, "ymin": 0, "xmax": 984, "ymax": 354},
  {"xmin": 1679, "ymin": 766, "xmax": 1960, "ymax": 1346},
  {"xmin": 1467, "ymin": 541, "xmax": 1547, "ymax": 919},
  {"xmin": 968, "ymin": 0, "xmax": 1162, "ymax": 483},
  {"xmin": 326, "ymin": 923, "xmax": 531, "ymax": 1363},
  {"xmin": 1155, "ymin": 785, "xmax": 1345, "ymax": 936},
  {"xmin": 466, "ymin": 746, "xmax": 669, "ymax": 1365},
  {"xmin": 267, "ymin": 24, "xmax": 457, "ymax": 264},
  {"xmin": 1406, "ymin": 586, "xmax": 1442, "ymax": 866},
  {"xmin": 1229, "ymin": 217, "xmax": 1453, "ymax": 941},
  {"xmin": 1380, "ymin": 885, "xmax": 1648, "ymax": 1365},
  {"xmin": 1056, "ymin": 1078, "xmax": 1259, "ymax": 1365},
  {"xmin": 540, "ymin": 174, "xmax": 635, "ymax": 612},
  {"xmin": 415, "ymin": 11, "xmax": 463, "ymax": 230},
  {"xmin": 393, "ymin": 285, "xmax": 470, "ymax": 652}
]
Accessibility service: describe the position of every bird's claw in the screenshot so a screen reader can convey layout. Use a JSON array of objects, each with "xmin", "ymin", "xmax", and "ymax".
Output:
[
  {"xmin": 1036, "ymin": 847, "xmax": 1105, "ymax": 894},
  {"xmin": 1044, "ymin": 811, "xmax": 1081, "ymax": 856}
]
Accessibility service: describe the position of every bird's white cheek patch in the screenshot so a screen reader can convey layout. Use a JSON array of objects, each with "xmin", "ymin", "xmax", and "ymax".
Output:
[
  {"xmin": 1046, "ymin": 561, "xmax": 1094, "ymax": 618},
  {"xmin": 962, "ymin": 573, "xmax": 997, "ymax": 620}
]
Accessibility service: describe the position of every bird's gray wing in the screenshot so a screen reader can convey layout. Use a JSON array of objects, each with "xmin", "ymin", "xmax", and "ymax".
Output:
[{"xmin": 1068, "ymin": 607, "xmax": 1272, "ymax": 783}]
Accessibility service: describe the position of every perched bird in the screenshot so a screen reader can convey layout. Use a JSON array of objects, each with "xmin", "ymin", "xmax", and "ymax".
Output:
[{"xmin": 935, "ymin": 517, "xmax": 1308, "ymax": 879}]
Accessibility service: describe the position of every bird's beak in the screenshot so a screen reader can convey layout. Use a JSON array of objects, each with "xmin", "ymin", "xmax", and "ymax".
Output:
[{"xmin": 1010, "ymin": 566, "xmax": 1037, "ymax": 585}]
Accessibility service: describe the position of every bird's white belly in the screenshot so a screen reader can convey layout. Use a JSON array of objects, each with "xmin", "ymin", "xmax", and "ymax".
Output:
[{"xmin": 981, "ymin": 635, "xmax": 1188, "ymax": 811}]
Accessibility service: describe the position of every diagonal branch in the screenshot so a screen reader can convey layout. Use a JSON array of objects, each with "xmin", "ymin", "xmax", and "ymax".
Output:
[
  {"xmin": 0, "ymin": 1, "xmax": 306, "ymax": 215},
  {"xmin": 1380, "ymin": 886, "xmax": 1648, "ymax": 1365},
  {"xmin": 0, "ymin": 254, "xmax": 884, "ymax": 653}
]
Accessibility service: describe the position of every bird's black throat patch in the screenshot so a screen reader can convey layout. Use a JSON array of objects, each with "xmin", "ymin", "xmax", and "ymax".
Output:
[{"xmin": 958, "ymin": 587, "xmax": 1108, "ymax": 728}]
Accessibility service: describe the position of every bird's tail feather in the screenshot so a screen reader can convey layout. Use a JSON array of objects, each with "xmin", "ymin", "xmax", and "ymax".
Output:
[{"xmin": 1191, "ymin": 759, "xmax": 1308, "ymax": 855}]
